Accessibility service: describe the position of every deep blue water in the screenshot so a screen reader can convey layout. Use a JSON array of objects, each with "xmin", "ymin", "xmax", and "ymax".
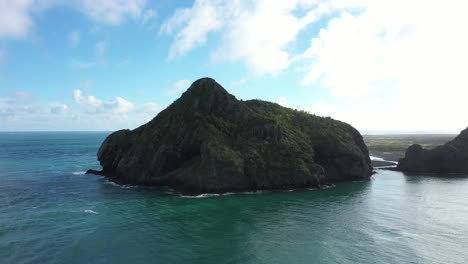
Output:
[{"xmin": 1, "ymin": 132, "xmax": 467, "ymax": 264}]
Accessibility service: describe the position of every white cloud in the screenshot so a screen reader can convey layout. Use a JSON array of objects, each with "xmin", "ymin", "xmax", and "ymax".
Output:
[
  {"xmin": 74, "ymin": 89, "xmax": 134, "ymax": 114},
  {"xmin": 300, "ymin": 0, "xmax": 468, "ymax": 130},
  {"xmin": 0, "ymin": 98, "xmax": 41, "ymax": 122},
  {"xmin": 0, "ymin": 92, "xmax": 76, "ymax": 129},
  {"xmin": 74, "ymin": 89, "xmax": 102, "ymax": 111},
  {"xmin": 161, "ymin": 0, "xmax": 463, "ymax": 130},
  {"xmin": 211, "ymin": 0, "xmax": 322, "ymax": 75},
  {"xmin": 68, "ymin": 30, "xmax": 80, "ymax": 48},
  {"xmin": 1, "ymin": 87, "xmax": 163, "ymax": 131},
  {"xmin": 80, "ymin": 0, "xmax": 147, "ymax": 25},
  {"xmin": 161, "ymin": 0, "xmax": 224, "ymax": 58},
  {"xmin": 0, "ymin": 0, "xmax": 34, "ymax": 38},
  {"xmin": 276, "ymin": 97, "xmax": 288, "ymax": 107},
  {"xmin": 50, "ymin": 104, "xmax": 70, "ymax": 114},
  {"xmin": 74, "ymin": 89, "xmax": 164, "ymax": 116},
  {"xmin": 104, "ymin": 97, "xmax": 134, "ymax": 114},
  {"xmin": 70, "ymin": 89, "xmax": 165, "ymax": 130},
  {"xmin": 167, "ymin": 79, "xmax": 191, "ymax": 96},
  {"xmin": 0, "ymin": 0, "xmax": 147, "ymax": 41},
  {"xmin": 161, "ymin": 0, "xmax": 328, "ymax": 75}
]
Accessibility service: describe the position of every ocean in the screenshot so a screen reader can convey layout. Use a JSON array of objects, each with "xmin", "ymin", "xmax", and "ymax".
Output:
[{"xmin": 1, "ymin": 132, "xmax": 467, "ymax": 264}]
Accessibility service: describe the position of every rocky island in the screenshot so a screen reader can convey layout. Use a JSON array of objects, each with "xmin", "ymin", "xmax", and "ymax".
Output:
[
  {"xmin": 397, "ymin": 127, "xmax": 468, "ymax": 173},
  {"xmin": 87, "ymin": 78, "xmax": 372, "ymax": 194}
]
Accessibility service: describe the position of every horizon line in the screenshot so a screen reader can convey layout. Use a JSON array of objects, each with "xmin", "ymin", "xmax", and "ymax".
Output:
[{"xmin": 0, "ymin": 130, "xmax": 460, "ymax": 135}]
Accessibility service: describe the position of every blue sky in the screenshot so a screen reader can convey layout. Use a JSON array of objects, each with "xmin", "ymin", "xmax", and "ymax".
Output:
[{"xmin": 0, "ymin": 0, "xmax": 467, "ymax": 132}]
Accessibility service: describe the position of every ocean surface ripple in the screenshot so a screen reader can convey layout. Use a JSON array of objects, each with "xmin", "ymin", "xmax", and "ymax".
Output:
[{"xmin": 0, "ymin": 132, "xmax": 467, "ymax": 264}]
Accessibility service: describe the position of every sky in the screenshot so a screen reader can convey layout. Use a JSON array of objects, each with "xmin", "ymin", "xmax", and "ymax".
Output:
[{"xmin": 0, "ymin": 0, "xmax": 467, "ymax": 132}]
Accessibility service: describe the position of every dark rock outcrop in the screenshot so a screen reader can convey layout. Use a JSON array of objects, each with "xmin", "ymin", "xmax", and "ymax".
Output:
[
  {"xmin": 85, "ymin": 169, "xmax": 105, "ymax": 176},
  {"xmin": 89, "ymin": 78, "xmax": 372, "ymax": 194},
  {"xmin": 397, "ymin": 128, "xmax": 468, "ymax": 173}
]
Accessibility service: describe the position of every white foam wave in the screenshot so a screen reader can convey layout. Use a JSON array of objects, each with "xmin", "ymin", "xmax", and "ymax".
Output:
[
  {"xmin": 320, "ymin": 184, "xmax": 335, "ymax": 190},
  {"xmin": 370, "ymin": 155, "xmax": 398, "ymax": 165},
  {"xmin": 84, "ymin": 209, "xmax": 98, "ymax": 214},
  {"xmin": 72, "ymin": 171, "xmax": 86, "ymax": 175},
  {"xmin": 169, "ymin": 183, "xmax": 341, "ymax": 198},
  {"xmin": 103, "ymin": 179, "xmax": 136, "ymax": 189},
  {"xmin": 180, "ymin": 193, "xmax": 221, "ymax": 198},
  {"xmin": 370, "ymin": 155, "xmax": 385, "ymax": 161},
  {"xmin": 179, "ymin": 190, "xmax": 271, "ymax": 198}
]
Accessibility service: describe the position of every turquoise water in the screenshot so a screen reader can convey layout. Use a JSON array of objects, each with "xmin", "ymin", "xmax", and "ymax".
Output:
[{"xmin": 1, "ymin": 132, "xmax": 467, "ymax": 264}]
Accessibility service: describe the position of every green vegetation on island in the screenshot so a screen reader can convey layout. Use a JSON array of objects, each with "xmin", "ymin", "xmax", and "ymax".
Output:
[
  {"xmin": 364, "ymin": 134, "xmax": 455, "ymax": 161},
  {"xmin": 89, "ymin": 78, "xmax": 372, "ymax": 194}
]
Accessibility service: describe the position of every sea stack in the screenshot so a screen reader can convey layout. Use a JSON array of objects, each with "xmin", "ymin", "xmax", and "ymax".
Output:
[
  {"xmin": 88, "ymin": 78, "xmax": 372, "ymax": 193},
  {"xmin": 397, "ymin": 127, "xmax": 468, "ymax": 173}
]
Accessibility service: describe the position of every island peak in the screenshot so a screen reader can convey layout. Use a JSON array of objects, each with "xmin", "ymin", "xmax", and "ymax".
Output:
[
  {"xmin": 88, "ymin": 78, "xmax": 372, "ymax": 194},
  {"xmin": 182, "ymin": 77, "xmax": 230, "ymax": 99}
]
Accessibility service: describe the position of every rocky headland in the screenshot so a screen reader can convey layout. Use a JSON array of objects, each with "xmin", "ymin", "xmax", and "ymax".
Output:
[
  {"xmin": 87, "ymin": 78, "xmax": 372, "ymax": 194},
  {"xmin": 396, "ymin": 127, "xmax": 468, "ymax": 173}
]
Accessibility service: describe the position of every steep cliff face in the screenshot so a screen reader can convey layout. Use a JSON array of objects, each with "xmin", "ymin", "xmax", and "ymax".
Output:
[
  {"xmin": 397, "ymin": 128, "xmax": 468, "ymax": 173},
  {"xmin": 89, "ymin": 78, "xmax": 372, "ymax": 193}
]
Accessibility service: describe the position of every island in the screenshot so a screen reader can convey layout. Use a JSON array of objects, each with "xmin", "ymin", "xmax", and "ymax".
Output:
[
  {"xmin": 396, "ymin": 127, "xmax": 468, "ymax": 173},
  {"xmin": 87, "ymin": 78, "xmax": 372, "ymax": 194}
]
